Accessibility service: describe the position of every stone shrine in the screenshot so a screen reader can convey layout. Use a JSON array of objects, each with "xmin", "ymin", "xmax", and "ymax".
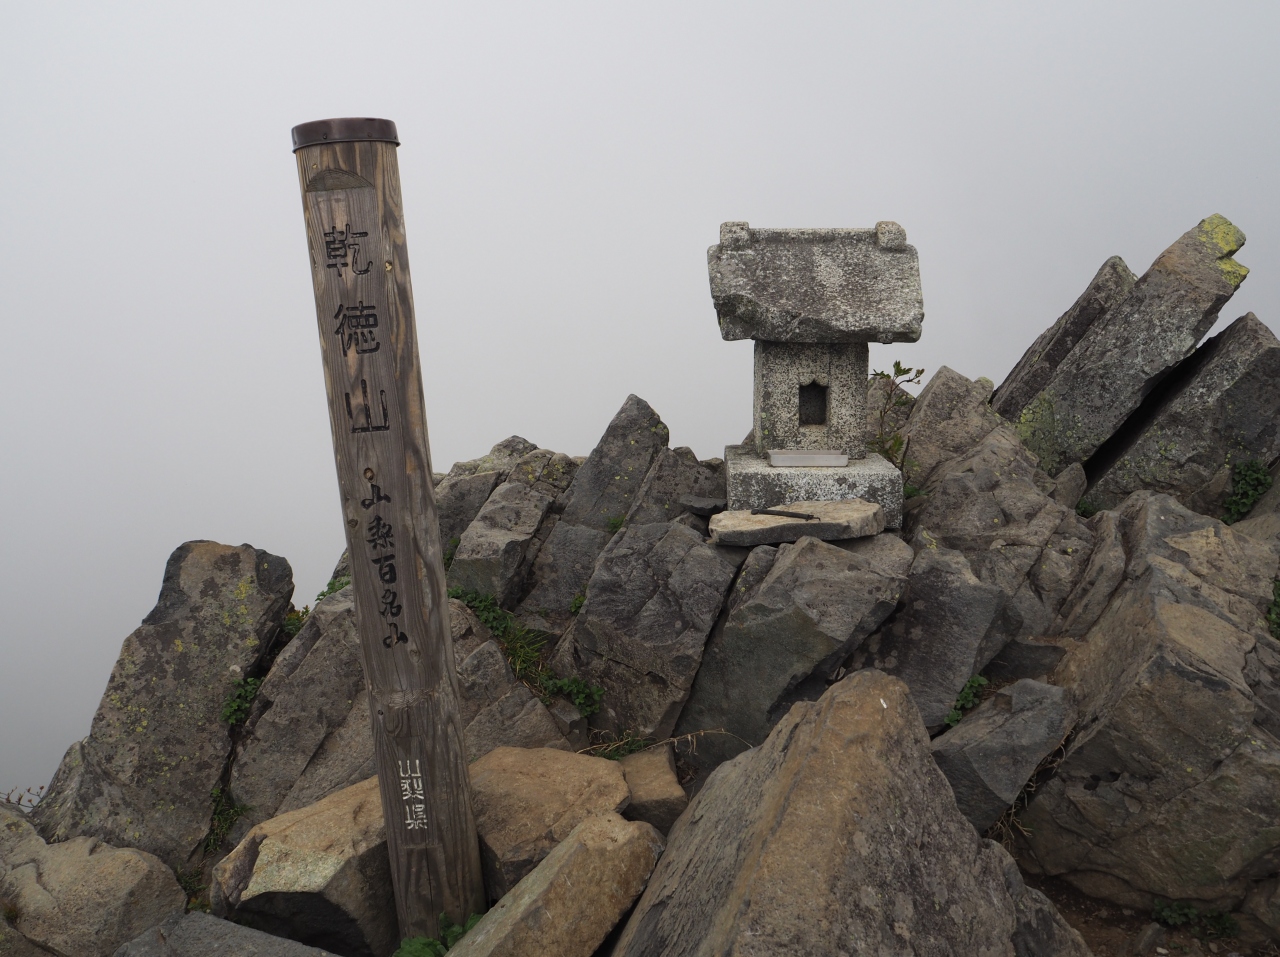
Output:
[{"xmin": 708, "ymin": 221, "xmax": 924, "ymax": 525}]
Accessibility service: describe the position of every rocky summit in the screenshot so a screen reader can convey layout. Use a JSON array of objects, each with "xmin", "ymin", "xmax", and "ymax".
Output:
[{"xmin": 6, "ymin": 214, "xmax": 1280, "ymax": 956}]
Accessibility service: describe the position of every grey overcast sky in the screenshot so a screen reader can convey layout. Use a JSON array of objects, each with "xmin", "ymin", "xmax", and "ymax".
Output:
[{"xmin": 3, "ymin": 1, "xmax": 1278, "ymax": 791}]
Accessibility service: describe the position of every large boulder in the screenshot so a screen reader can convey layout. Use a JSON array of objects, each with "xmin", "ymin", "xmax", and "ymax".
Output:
[
  {"xmin": 850, "ymin": 537, "xmax": 1006, "ymax": 729},
  {"xmin": 228, "ymin": 598, "xmax": 567, "ymax": 835},
  {"xmin": 551, "ymin": 521, "xmax": 746, "ymax": 738},
  {"xmin": 622, "ymin": 447, "xmax": 724, "ymax": 527},
  {"xmin": 1010, "ymin": 215, "xmax": 1249, "ymax": 477},
  {"xmin": 0, "ymin": 805, "xmax": 184, "ymax": 957},
  {"xmin": 674, "ymin": 534, "xmax": 912, "ymax": 774},
  {"xmin": 1083, "ymin": 312, "xmax": 1280, "ymax": 515},
  {"xmin": 31, "ymin": 542, "xmax": 294, "ymax": 869},
  {"xmin": 210, "ymin": 776, "xmax": 395, "ymax": 957},
  {"xmin": 447, "ymin": 813, "xmax": 663, "ymax": 957},
  {"xmin": 1016, "ymin": 493, "xmax": 1280, "ymax": 913},
  {"xmin": 992, "ymin": 256, "xmax": 1138, "ymax": 423},
  {"xmin": 518, "ymin": 395, "xmax": 670, "ymax": 627},
  {"xmin": 114, "ymin": 911, "xmax": 341, "ymax": 956},
  {"xmin": 618, "ymin": 745, "xmax": 688, "ymax": 834},
  {"xmin": 447, "ymin": 481, "xmax": 555, "ymax": 607},
  {"xmin": 435, "ymin": 470, "xmax": 503, "ymax": 559},
  {"xmin": 611, "ymin": 670, "xmax": 1089, "ymax": 956},
  {"xmin": 467, "ymin": 747, "xmax": 630, "ymax": 899},
  {"xmin": 931, "ymin": 679, "xmax": 1075, "ymax": 833}
]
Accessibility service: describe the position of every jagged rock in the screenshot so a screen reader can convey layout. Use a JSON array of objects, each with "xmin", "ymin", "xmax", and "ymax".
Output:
[
  {"xmin": 551, "ymin": 522, "xmax": 746, "ymax": 738},
  {"xmin": 899, "ymin": 366, "xmax": 1014, "ymax": 491},
  {"xmin": 31, "ymin": 541, "xmax": 293, "ymax": 869},
  {"xmin": 905, "ymin": 431, "xmax": 1095, "ymax": 661},
  {"xmin": 435, "ymin": 470, "xmax": 503, "ymax": 556},
  {"xmin": 445, "ymin": 436, "xmax": 540, "ymax": 481},
  {"xmin": 0, "ymin": 805, "xmax": 184, "ymax": 957},
  {"xmin": 623, "ymin": 447, "xmax": 725, "ymax": 526},
  {"xmin": 1083, "ymin": 313, "xmax": 1280, "ymax": 514},
  {"xmin": 674, "ymin": 534, "xmax": 912, "ymax": 774},
  {"xmin": 505, "ymin": 448, "xmax": 579, "ymax": 497},
  {"xmin": 993, "ymin": 256, "xmax": 1138, "ymax": 422},
  {"xmin": 0, "ymin": 917, "xmax": 48, "ymax": 957},
  {"xmin": 618, "ymin": 745, "xmax": 688, "ymax": 834},
  {"xmin": 611, "ymin": 670, "xmax": 1089, "ymax": 957},
  {"xmin": 850, "ymin": 537, "xmax": 1005, "ymax": 729},
  {"xmin": 468, "ymin": 747, "xmax": 630, "ymax": 899},
  {"xmin": 708, "ymin": 498, "xmax": 884, "ymax": 546},
  {"xmin": 228, "ymin": 599, "xmax": 566, "ymax": 833},
  {"xmin": 1051, "ymin": 462, "xmax": 1087, "ymax": 510},
  {"xmin": 1017, "ymin": 493, "xmax": 1280, "ymax": 909},
  {"xmin": 1012, "ymin": 215, "xmax": 1249, "ymax": 477},
  {"xmin": 447, "ymin": 812, "xmax": 663, "ymax": 957},
  {"xmin": 448, "ymin": 482, "xmax": 555, "ymax": 607},
  {"xmin": 931, "ymin": 679, "xmax": 1075, "ymax": 832},
  {"xmin": 518, "ymin": 396, "xmax": 670, "ymax": 625},
  {"xmin": 114, "ymin": 911, "xmax": 341, "ymax": 956},
  {"xmin": 993, "ymin": 851, "xmax": 1094, "ymax": 957},
  {"xmin": 210, "ymin": 777, "xmax": 395, "ymax": 957}
]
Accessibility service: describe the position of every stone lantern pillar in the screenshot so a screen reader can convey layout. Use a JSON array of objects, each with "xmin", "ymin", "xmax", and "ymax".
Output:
[{"xmin": 708, "ymin": 221, "xmax": 924, "ymax": 527}]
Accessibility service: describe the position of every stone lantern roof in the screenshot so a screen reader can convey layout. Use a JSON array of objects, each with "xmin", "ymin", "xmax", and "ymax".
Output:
[{"xmin": 708, "ymin": 221, "xmax": 924, "ymax": 343}]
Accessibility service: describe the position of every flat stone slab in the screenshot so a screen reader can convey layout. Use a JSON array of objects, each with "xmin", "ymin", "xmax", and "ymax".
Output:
[
  {"xmin": 709, "ymin": 500, "xmax": 884, "ymax": 546},
  {"xmin": 725, "ymin": 445, "xmax": 903, "ymax": 528},
  {"xmin": 708, "ymin": 221, "xmax": 923, "ymax": 343},
  {"xmin": 766, "ymin": 450, "xmax": 849, "ymax": 467}
]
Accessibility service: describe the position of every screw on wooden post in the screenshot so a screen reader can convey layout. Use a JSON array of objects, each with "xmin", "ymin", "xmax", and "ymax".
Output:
[{"xmin": 291, "ymin": 117, "xmax": 485, "ymax": 938}]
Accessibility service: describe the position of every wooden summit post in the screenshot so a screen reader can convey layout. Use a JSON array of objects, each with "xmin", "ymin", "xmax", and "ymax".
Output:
[{"xmin": 291, "ymin": 117, "xmax": 485, "ymax": 937}]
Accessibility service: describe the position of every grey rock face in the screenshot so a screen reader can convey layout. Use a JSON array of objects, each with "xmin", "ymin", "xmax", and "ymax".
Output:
[
  {"xmin": 1084, "ymin": 313, "xmax": 1280, "ymax": 514},
  {"xmin": 445, "ymin": 436, "xmax": 539, "ymax": 481},
  {"xmin": 0, "ymin": 805, "xmax": 185, "ymax": 957},
  {"xmin": 674, "ymin": 535, "xmax": 912, "ymax": 773},
  {"xmin": 435, "ymin": 470, "xmax": 503, "ymax": 555},
  {"xmin": 1017, "ymin": 493, "xmax": 1280, "ymax": 909},
  {"xmin": 851, "ymin": 540, "xmax": 1006, "ymax": 729},
  {"xmin": 707, "ymin": 221, "xmax": 924, "ymax": 343},
  {"xmin": 31, "ymin": 541, "xmax": 293, "ymax": 870},
  {"xmin": 753, "ymin": 339, "xmax": 869, "ymax": 457},
  {"xmin": 992, "ymin": 255, "xmax": 1138, "ymax": 422},
  {"xmin": 448, "ymin": 481, "xmax": 555, "ymax": 607},
  {"xmin": 114, "ymin": 912, "xmax": 340, "ymax": 957},
  {"xmin": 210, "ymin": 777, "xmax": 394, "ymax": 957},
  {"xmin": 623, "ymin": 447, "xmax": 724, "ymax": 526},
  {"xmin": 931, "ymin": 680, "xmax": 1075, "ymax": 832},
  {"xmin": 618, "ymin": 745, "xmax": 688, "ymax": 834},
  {"xmin": 612, "ymin": 670, "xmax": 1087, "ymax": 957},
  {"xmin": 551, "ymin": 522, "xmax": 746, "ymax": 739},
  {"xmin": 1014, "ymin": 215, "xmax": 1249, "ymax": 476},
  {"xmin": 505, "ymin": 448, "xmax": 579, "ymax": 498},
  {"xmin": 519, "ymin": 396, "xmax": 669, "ymax": 623},
  {"xmin": 899, "ymin": 366, "xmax": 1016, "ymax": 492}
]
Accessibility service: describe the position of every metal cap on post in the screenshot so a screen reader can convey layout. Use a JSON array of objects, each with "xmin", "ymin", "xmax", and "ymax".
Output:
[
  {"xmin": 291, "ymin": 117, "xmax": 400, "ymax": 151},
  {"xmin": 291, "ymin": 118, "xmax": 485, "ymax": 939}
]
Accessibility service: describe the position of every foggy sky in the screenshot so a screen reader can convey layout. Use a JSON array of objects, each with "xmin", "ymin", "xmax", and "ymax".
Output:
[{"xmin": 3, "ymin": 0, "xmax": 1278, "ymax": 791}]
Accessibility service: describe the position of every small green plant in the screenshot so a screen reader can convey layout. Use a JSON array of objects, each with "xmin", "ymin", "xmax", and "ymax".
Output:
[
  {"xmin": 282, "ymin": 605, "xmax": 309, "ymax": 638},
  {"xmin": 1075, "ymin": 500, "xmax": 1101, "ymax": 519},
  {"xmin": 443, "ymin": 537, "xmax": 461, "ymax": 569},
  {"xmin": 393, "ymin": 913, "xmax": 484, "ymax": 956},
  {"xmin": 544, "ymin": 676, "xmax": 604, "ymax": 717},
  {"xmin": 1151, "ymin": 899, "xmax": 1239, "ymax": 939},
  {"xmin": 903, "ymin": 483, "xmax": 922, "ymax": 500},
  {"xmin": 1267, "ymin": 580, "xmax": 1280, "ymax": 641},
  {"xmin": 1222, "ymin": 459, "xmax": 1272, "ymax": 524},
  {"xmin": 945, "ymin": 675, "xmax": 989, "ymax": 727},
  {"xmin": 585, "ymin": 730, "xmax": 652, "ymax": 760},
  {"xmin": 569, "ymin": 592, "xmax": 585, "ymax": 615},
  {"xmin": 1, "ymin": 785, "xmax": 44, "ymax": 809},
  {"xmin": 220, "ymin": 677, "xmax": 263, "ymax": 726},
  {"xmin": 869, "ymin": 361, "xmax": 925, "ymax": 469},
  {"xmin": 606, "ymin": 516, "xmax": 626, "ymax": 534},
  {"xmin": 316, "ymin": 575, "xmax": 352, "ymax": 602},
  {"xmin": 175, "ymin": 867, "xmax": 206, "ymax": 907},
  {"xmin": 2, "ymin": 901, "xmax": 19, "ymax": 923},
  {"xmin": 203, "ymin": 788, "xmax": 251, "ymax": 853}
]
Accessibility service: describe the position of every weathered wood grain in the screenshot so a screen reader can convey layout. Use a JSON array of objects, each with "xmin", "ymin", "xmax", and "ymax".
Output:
[{"xmin": 294, "ymin": 135, "xmax": 485, "ymax": 938}]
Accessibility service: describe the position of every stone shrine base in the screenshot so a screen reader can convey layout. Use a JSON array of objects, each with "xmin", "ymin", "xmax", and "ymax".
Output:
[{"xmin": 724, "ymin": 445, "xmax": 903, "ymax": 528}]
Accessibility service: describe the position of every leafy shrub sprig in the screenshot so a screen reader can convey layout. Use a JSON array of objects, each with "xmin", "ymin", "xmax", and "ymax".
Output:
[
  {"xmin": 1222, "ymin": 459, "xmax": 1272, "ymax": 524},
  {"xmin": 394, "ymin": 913, "xmax": 484, "ymax": 956}
]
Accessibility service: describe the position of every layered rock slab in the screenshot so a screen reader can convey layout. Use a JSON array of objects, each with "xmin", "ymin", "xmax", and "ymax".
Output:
[
  {"xmin": 612, "ymin": 670, "xmax": 1089, "ymax": 957},
  {"xmin": 708, "ymin": 498, "xmax": 883, "ymax": 546},
  {"xmin": 447, "ymin": 813, "xmax": 663, "ymax": 957},
  {"xmin": 674, "ymin": 534, "xmax": 912, "ymax": 774},
  {"xmin": 1013, "ymin": 214, "xmax": 1249, "ymax": 476},
  {"xmin": 1, "ymin": 805, "xmax": 184, "ymax": 957},
  {"xmin": 31, "ymin": 541, "xmax": 294, "ymax": 870},
  {"xmin": 448, "ymin": 481, "xmax": 554, "ymax": 607},
  {"xmin": 551, "ymin": 521, "xmax": 746, "ymax": 738},
  {"xmin": 114, "ymin": 911, "xmax": 341, "ymax": 957}
]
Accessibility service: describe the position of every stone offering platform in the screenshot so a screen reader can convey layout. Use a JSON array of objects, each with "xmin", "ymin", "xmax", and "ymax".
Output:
[
  {"xmin": 724, "ymin": 445, "xmax": 903, "ymax": 528},
  {"xmin": 708, "ymin": 499, "xmax": 884, "ymax": 546}
]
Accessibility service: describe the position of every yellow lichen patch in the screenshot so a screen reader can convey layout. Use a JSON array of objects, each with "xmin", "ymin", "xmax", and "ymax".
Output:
[
  {"xmin": 173, "ymin": 638, "xmax": 184, "ymax": 653},
  {"xmin": 1196, "ymin": 214, "xmax": 1245, "ymax": 256}
]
